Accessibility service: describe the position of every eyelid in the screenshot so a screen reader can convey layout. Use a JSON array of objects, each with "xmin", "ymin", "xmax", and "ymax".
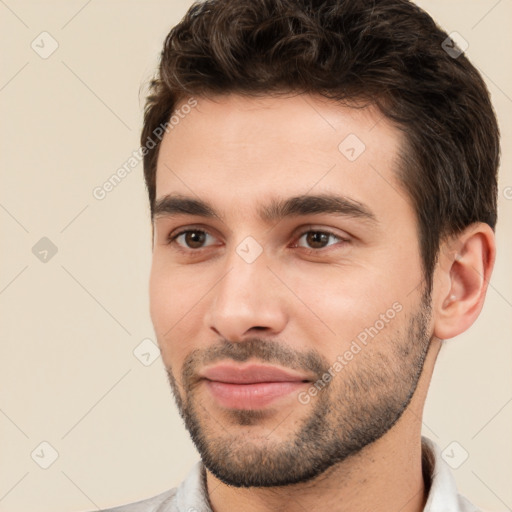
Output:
[
  {"xmin": 291, "ymin": 226, "xmax": 350, "ymax": 250},
  {"xmin": 167, "ymin": 226, "xmax": 220, "ymax": 248},
  {"xmin": 166, "ymin": 224, "xmax": 351, "ymax": 256}
]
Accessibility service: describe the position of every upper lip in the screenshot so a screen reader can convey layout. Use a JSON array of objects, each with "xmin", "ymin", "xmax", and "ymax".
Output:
[{"xmin": 199, "ymin": 363, "xmax": 312, "ymax": 384}]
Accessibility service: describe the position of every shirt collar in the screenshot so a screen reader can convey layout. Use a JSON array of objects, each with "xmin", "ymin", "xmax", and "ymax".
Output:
[{"xmin": 422, "ymin": 436, "xmax": 478, "ymax": 511}]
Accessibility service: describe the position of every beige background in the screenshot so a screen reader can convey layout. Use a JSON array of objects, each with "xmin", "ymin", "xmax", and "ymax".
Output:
[{"xmin": 0, "ymin": 1, "xmax": 511, "ymax": 511}]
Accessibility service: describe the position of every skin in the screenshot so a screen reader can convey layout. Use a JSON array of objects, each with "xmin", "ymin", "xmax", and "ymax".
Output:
[{"xmin": 149, "ymin": 93, "xmax": 495, "ymax": 512}]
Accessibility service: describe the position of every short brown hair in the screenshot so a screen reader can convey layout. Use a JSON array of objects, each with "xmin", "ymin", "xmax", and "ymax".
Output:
[{"xmin": 141, "ymin": 0, "xmax": 500, "ymax": 291}]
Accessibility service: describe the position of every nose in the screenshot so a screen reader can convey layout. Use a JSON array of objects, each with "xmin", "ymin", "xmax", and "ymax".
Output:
[{"xmin": 204, "ymin": 248, "xmax": 288, "ymax": 342}]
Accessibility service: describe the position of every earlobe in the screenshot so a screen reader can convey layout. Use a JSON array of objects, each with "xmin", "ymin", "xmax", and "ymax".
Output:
[{"xmin": 433, "ymin": 223, "xmax": 496, "ymax": 340}]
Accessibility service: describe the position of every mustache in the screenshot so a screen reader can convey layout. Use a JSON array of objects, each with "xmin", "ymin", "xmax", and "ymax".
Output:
[{"xmin": 181, "ymin": 338, "xmax": 330, "ymax": 387}]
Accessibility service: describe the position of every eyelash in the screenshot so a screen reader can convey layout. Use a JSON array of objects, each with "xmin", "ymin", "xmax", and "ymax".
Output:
[{"xmin": 166, "ymin": 227, "xmax": 348, "ymax": 255}]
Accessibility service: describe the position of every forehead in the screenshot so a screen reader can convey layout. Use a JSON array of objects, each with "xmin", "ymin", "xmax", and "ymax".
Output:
[{"xmin": 154, "ymin": 94, "xmax": 410, "ymax": 222}]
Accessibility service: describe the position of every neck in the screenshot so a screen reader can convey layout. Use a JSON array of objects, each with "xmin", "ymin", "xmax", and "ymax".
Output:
[{"xmin": 205, "ymin": 339, "xmax": 441, "ymax": 512}]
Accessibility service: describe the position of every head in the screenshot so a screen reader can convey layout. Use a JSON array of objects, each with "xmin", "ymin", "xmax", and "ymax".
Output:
[{"xmin": 144, "ymin": 0, "xmax": 499, "ymax": 488}]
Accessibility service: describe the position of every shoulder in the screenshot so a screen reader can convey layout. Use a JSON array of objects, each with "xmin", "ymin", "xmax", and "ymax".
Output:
[
  {"xmin": 88, "ymin": 461, "xmax": 207, "ymax": 512},
  {"xmin": 94, "ymin": 487, "xmax": 178, "ymax": 512},
  {"xmin": 457, "ymin": 494, "xmax": 484, "ymax": 512}
]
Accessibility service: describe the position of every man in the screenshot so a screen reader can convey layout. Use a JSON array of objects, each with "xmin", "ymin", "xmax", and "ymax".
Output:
[{"xmin": 100, "ymin": 0, "xmax": 500, "ymax": 510}]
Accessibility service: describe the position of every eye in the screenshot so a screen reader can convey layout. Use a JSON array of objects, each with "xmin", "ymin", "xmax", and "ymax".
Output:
[
  {"xmin": 165, "ymin": 227, "xmax": 348, "ymax": 255},
  {"xmin": 294, "ymin": 229, "xmax": 347, "ymax": 251},
  {"xmin": 168, "ymin": 229, "xmax": 218, "ymax": 250}
]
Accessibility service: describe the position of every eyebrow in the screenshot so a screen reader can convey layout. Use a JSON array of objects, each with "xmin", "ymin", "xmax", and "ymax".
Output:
[{"xmin": 153, "ymin": 193, "xmax": 377, "ymax": 225}]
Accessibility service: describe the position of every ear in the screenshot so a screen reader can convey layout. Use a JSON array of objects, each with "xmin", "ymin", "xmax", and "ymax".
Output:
[{"xmin": 432, "ymin": 223, "xmax": 496, "ymax": 340}]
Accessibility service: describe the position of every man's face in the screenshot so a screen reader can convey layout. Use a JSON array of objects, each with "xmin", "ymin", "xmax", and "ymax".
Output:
[{"xmin": 149, "ymin": 94, "xmax": 433, "ymax": 487}]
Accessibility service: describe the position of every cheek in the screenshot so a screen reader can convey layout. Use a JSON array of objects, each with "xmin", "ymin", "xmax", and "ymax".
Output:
[
  {"xmin": 149, "ymin": 261, "xmax": 173, "ymax": 335},
  {"xmin": 149, "ymin": 259, "xmax": 204, "ymax": 366},
  {"xmin": 287, "ymin": 263, "xmax": 409, "ymax": 356}
]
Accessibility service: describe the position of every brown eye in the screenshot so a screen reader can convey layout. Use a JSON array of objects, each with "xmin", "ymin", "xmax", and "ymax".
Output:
[
  {"xmin": 296, "ymin": 230, "xmax": 343, "ymax": 250},
  {"xmin": 170, "ymin": 229, "xmax": 216, "ymax": 249},
  {"xmin": 184, "ymin": 231, "xmax": 206, "ymax": 248},
  {"xmin": 305, "ymin": 232, "xmax": 331, "ymax": 249}
]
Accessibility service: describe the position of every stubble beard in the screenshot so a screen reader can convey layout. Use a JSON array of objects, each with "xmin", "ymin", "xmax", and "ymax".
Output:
[{"xmin": 165, "ymin": 296, "xmax": 432, "ymax": 488}]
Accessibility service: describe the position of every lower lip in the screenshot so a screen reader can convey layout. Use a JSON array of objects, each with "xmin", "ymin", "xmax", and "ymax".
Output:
[{"xmin": 204, "ymin": 380, "xmax": 307, "ymax": 409}]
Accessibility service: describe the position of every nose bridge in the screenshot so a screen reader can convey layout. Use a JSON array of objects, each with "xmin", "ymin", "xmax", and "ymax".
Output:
[
  {"xmin": 227, "ymin": 250, "xmax": 267, "ymax": 300},
  {"xmin": 205, "ymin": 242, "xmax": 287, "ymax": 339}
]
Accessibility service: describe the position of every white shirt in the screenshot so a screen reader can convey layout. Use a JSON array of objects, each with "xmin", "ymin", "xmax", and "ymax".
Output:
[{"xmin": 99, "ymin": 437, "xmax": 481, "ymax": 512}]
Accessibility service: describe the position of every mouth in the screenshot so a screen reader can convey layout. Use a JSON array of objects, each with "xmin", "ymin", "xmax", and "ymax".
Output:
[{"xmin": 198, "ymin": 363, "xmax": 312, "ymax": 410}]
